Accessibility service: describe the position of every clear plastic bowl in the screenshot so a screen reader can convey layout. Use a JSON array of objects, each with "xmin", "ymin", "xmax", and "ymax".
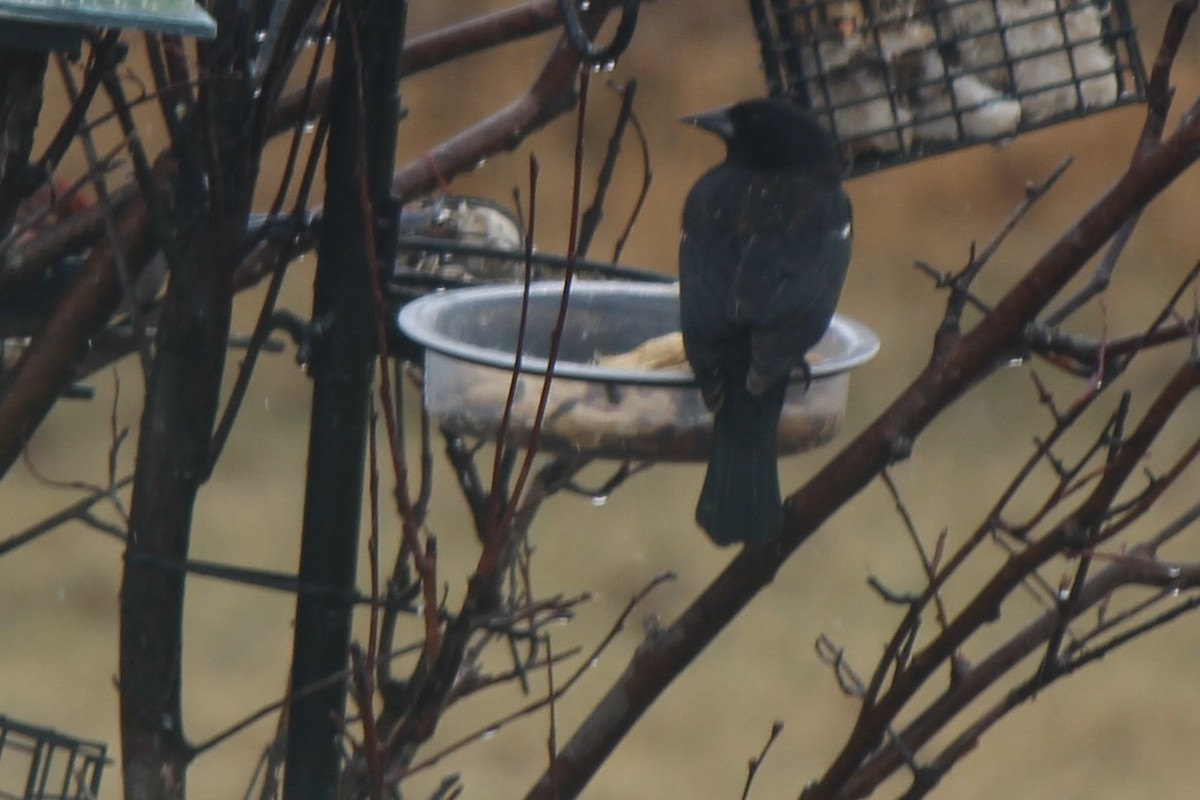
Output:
[{"xmin": 397, "ymin": 281, "xmax": 879, "ymax": 461}]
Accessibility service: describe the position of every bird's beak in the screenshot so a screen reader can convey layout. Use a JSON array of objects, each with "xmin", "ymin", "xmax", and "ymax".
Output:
[{"xmin": 682, "ymin": 107, "xmax": 734, "ymax": 140}]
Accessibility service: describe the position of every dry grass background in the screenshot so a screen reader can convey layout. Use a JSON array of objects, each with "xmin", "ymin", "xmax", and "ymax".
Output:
[{"xmin": 4, "ymin": 0, "xmax": 1200, "ymax": 797}]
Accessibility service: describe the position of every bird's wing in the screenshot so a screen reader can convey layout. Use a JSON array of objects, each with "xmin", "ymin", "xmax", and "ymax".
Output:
[
  {"xmin": 680, "ymin": 166, "xmax": 852, "ymax": 402},
  {"xmin": 733, "ymin": 176, "xmax": 853, "ymax": 389},
  {"xmin": 679, "ymin": 166, "xmax": 750, "ymax": 408}
]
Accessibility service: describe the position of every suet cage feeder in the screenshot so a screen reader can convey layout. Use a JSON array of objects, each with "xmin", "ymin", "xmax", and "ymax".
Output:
[
  {"xmin": 0, "ymin": 716, "xmax": 107, "ymax": 800},
  {"xmin": 750, "ymin": 0, "xmax": 1148, "ymax": 175}
]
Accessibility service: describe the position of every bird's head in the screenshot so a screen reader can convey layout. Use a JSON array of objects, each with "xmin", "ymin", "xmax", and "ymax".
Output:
[{"xmin": 682, "ymin": 99, "xmax": 842, "ymax": 176}]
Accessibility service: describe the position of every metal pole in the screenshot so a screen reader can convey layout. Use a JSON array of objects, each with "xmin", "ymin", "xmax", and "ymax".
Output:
[{"xmin": 283, "ymin": 0, "xmax": 407, "ymax": 796}]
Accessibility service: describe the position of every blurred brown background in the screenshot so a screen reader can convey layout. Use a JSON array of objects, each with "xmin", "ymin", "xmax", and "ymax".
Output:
[{"xmin": 4, "ymin": 0, "xmax": 1200, "ymax": 797}]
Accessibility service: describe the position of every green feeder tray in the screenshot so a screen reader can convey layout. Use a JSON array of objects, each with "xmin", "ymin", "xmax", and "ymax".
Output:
[{"xmin": 0, "ymin": 0, "xmax": 216, "ymax": 50}]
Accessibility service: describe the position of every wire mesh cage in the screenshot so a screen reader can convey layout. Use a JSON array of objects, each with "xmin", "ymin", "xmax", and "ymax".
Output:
[
  {"xmin": 0, "ymin": 717, "xmax": 107, "ymax": 800},
  {"xmin": 750, "ymin": 0, "xmax": 1148, "ymax": 175}
]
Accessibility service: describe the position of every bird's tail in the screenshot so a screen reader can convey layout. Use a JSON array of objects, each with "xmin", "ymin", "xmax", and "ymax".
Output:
[{"xmin": 696, "ymin": 379, "xmax": 786, "ymax": 546}]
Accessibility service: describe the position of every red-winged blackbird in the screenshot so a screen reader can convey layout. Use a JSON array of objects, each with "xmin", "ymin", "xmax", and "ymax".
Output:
[{"xmin": 679, "ymin": 99, "xmax": 852, "ymax": 546}]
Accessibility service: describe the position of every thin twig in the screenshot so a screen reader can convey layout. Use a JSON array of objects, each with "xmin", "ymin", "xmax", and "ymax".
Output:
[
  {"xmin": 0, "ymin": 474, "xmax": 133, "ymax": 556},
  {"xmin": 879, "ymin": 470, "xmax": 949, "ymax": 629},
  {"xmin": 1042, "ymin": 214, "xmax": 1137, "ymax": 326},
  {"xmin": 402, "ymin": 571, "xmax": 676, "ymax": 779},
  {"xmin": 206, "ymin": 73, "xmax": 331, "ymax": 471},
  {"xmin": 740, "ymin": 721, "xmax": 784, "ymax": 800},
  {"xmin": 545, "ymin": 636, "xmax": 560, "ymax": 785},
  {"xmin": 484, "ymin": 70, "xmax": 593, "ymax": 563},
  {"xmin": 483, "ymin": 154, "xmax": 540, "ymax": 545},
  {"xmin": 912, "ymin": 258, "xmax": 990, "ymax": 316},
  {"xmin": 449, "ymin": 646, "xmax": 581, "ymax": 702},
  {"xmin": 363, "ymin": 409, "xmax": 385, "ymax": 798},
  {"xmin": 609, "ymin": 79, "xmax": 651, "ymax": 264},
  {"xmin": 576, "ymin": 77, "xmax": 637, "ymax": 257},
  {"xmin": 937, "ymin": 158, "xmax": 1073, "ymax": 346},
  {"xmin": 260, "ymin": 1, "xmax": 337, "ymax": 232},
  {"xmin": 33, "ymin": 32, "xmax": 122, "ymax": 190},
  {"xmin": 56, "ymin": 55, "xmax": 155, "ymax": 377}
]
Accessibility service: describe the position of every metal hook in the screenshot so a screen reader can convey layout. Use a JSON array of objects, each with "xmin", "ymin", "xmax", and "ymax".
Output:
[{"xmin": 557, "ymin": 0, "xmax": 641, "ymax": 65}]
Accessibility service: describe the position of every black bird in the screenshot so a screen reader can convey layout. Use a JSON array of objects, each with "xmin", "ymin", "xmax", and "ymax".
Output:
[{"xmin": 679, "ymin": 99, "xmax": 852, "ymax": 546}]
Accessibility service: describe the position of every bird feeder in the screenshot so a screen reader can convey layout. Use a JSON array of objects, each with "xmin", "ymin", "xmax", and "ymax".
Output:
[
  {"xmin": 0, "ymin": 715, "xmax": 108, "ymax": 800},
  {"xmin": 750, "ymin": 0, "xmax": 1148, "ymax": 175},
  {"xmin": 0, "ymin": 0, "xmax": 216, "ymax": 52},
  {"xmin": 398, "ymin": 282, "xmax": 880, "ymax": 461}
]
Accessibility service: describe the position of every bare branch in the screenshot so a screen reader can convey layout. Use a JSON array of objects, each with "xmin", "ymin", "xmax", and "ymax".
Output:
[
  {"xmin": 401, "ymin": 571, "xmax": 676, "ymax": 781},
  {"xmin": 0, "ymin": 473, "xmax": 132, "ymax": 556},
  {"xmin": 740, "ymin": 721, "xmax": 784, "ymax": 800},
  {"xmin": 879, "ymin": 470, "xmax": 948, "ymax": 629}
]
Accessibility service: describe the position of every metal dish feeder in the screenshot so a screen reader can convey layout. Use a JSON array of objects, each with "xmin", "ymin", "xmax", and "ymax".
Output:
[{"xmin": 398, "ymin": 281, "xmax": 879, "ymax": 462}]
